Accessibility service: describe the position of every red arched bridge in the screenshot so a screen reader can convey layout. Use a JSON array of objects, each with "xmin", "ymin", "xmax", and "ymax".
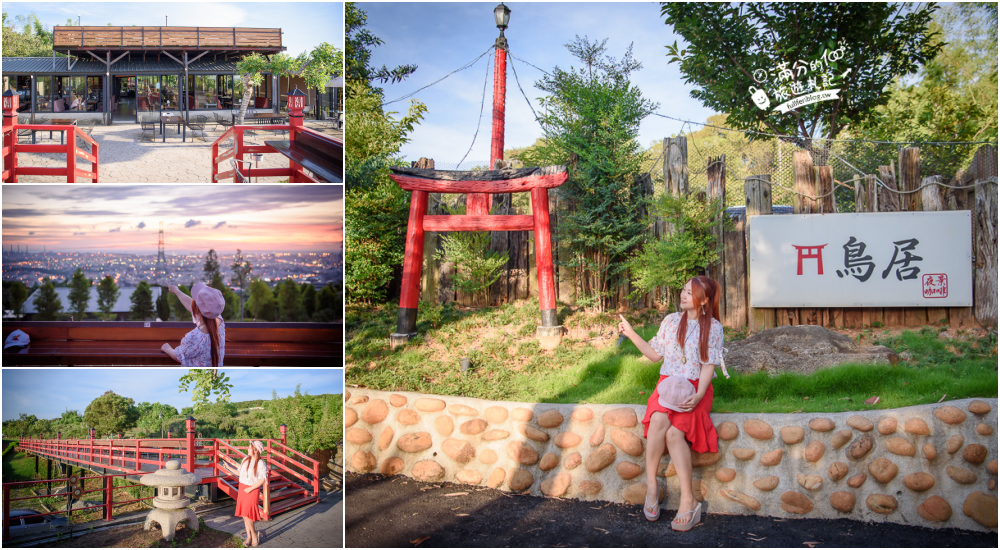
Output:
[{"xmin": 5, "ymin": 419, "xmax": 320, "ymax": 540}]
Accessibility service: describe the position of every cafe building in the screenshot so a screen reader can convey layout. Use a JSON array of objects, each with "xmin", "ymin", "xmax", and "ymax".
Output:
[{"xmin": 1, "ymin": 25, "xmax": 305, "ymax": 124}]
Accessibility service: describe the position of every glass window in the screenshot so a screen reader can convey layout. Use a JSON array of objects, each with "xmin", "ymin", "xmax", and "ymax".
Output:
[
  {"xmin": 217, "ymin": 75, "xmax": 234, "ymax": 109},
  {"xmin": 87, "ymin": 76, "xmax": 104, "ymax": 112},
  {"xmin": 137, "ymin": 76, "xmax": 159, "ymax": 113},
  {"xmin": 67, "ymin": 77, "xmax": 87, "ymax": 111},
  {"xmin": 186, "ymin": 75, "xmax": 219, "ymax": 110},
  {"xmin": 160, "ymin": 75, "xmax": 179, "ymax": 112},
  {"xmin": 251, "ymin": 74, "xmax": 272, "ymax": 109},
  {"xmin": 16, "ymin": 76, "xmax": 32, "ymax": 112},
  {"xmin": 35, "ymin": 76, "xmax": 52, "ymax": 112}
]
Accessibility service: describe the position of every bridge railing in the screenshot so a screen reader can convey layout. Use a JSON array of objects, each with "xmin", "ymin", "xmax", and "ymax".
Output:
[
  {"xmin": 1, "ymin": 123, "xmax": 99, "ymax": 183},
  {"xmin": 2, "ymin": 473, "xmax": 150, "ymax": 542}
]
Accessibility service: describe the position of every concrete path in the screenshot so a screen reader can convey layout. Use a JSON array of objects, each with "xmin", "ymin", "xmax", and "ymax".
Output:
[
  {"xmin": 202, "ymin": 490, "xmax": 343, "ymax": 548},
  {"xmin": 4, "ymin": 121, "xmax": 342, "ymax": 183},
  {"xmin": 346, "ymin": 473, "xmax": 995, "ymax": 548}
]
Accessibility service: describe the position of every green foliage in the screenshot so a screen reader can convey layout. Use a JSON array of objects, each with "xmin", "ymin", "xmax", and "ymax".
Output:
[
  {"xmin": 169, "ymin": 284, "xmax": 193, "ymax": 322},
  {"xmin": 2, "ymin": 12, "xmax": 67, "ymax": 58},
  {"xmin": 277, "ymin": 279, "xmax": 304, "ymax": 321},
  {"xmin": 10, "ymin": 413, "xmax": 37, "ymax": 438},
  {"xmin": 520, "ymin": 37, "xmax": 656, "ymax": 311},
  {"xmin": 136, "ymin": 402, "xmax": 179, "ymax": 436},
  {"xmin": 236, "ymin": 43, "xmax": 343, "ymax": 125},
  {"xmin": 662, "ymin": 3, "xmax": 944, "ymax": 144},
  {"xmin": 301, "ymin": 283, "xmax": 318, "ymax": 318},
  {"xmin": 345, "ymin": 156, "xmax": 410, "ymax": 304},
  {"xmin": 6, "ymin": 281, "xmax": 29, "ymax": 320},
  {"xmin": 129, "ymin": 281, "xmax": 155, "ymax": 321},
  {"xmin": 314, "ymin": 282, "xmax": 341, "ymax": 322},
  {"xmin": 96, "ymin": 275, "xmax": 120, "ymax": 318},
  {"xmin": 433, "ymin": 203, "xmax": 509, "ymax": 305},
  {"xmin": 629, "ymin": 193, "xmax": 731, "ymax": 297},
  {"xmin": 156, "ymin": 288, "xmax": 171, "ymax": 321},
  {"xmin": 203, "ymin": 249, "xmax": 221, "ymax": 283},
  {"xmin": 246, "ymin": 279, "xmax": 277, "ymax": 321},
  {"xmin": 267, "ymin": 386, "xmax": 342, "ymax": 453},
  {"xmin": 178, "ymin": 369, "xmax": 233, "ymax": 410},
  {"xmin": 31, "ymin": 278, "xmax": 63, "ymax": 320},
  {"xmin": 67, "ymin": 269, "xmax": 91, "ymax": 319},
  {"xmin": 83, "ymin": 391, "xmax": 139, "ymax": 437},
  {"xmin": 231, "ymin": 249, "xmax": 253, "ymax": 321},
  {"xmin": 850, "ymin": 2, "xmax": 998, "ymax": 165},
  {"xmin": 209, "ymin": 272, "xmax": 239, "ymax": 321}
]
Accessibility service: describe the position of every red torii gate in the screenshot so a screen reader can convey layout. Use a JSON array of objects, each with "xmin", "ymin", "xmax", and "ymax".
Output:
[{"xmin": 388, "ymin": 166, "xmax": 566, "ymax": 349}]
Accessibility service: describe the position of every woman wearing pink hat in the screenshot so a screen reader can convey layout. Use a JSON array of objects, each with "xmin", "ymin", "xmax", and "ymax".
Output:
[
  {"xmin": 160, "ymin": 283, "xmax": 227, "ymax": 368},
  {"xmin": 618, "ymin": 276, "xmax": 725, "ymax": 531},
  {"xmin": 235, "ymin": 440, "xmax": 268, "ymax": 546}
]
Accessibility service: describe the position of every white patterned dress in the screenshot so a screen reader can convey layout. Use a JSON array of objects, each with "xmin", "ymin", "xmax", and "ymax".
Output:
[{"xmin": 174, "ymin": 319, "xmax": 226, "ymax": 368}]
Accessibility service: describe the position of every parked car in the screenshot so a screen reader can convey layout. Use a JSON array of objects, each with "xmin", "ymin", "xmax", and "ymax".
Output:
[{"xmin": 8, "ymin": 509, "xmax": 69, "ymax": 537}]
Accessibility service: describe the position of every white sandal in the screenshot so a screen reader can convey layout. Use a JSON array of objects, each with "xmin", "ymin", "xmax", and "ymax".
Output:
[
  {"xmin": 671, "ymin": 502, "xmax": 702, "ymax": 532},
  {"xmin": 643, "ymin": 494, "xmax": 660, "ymax": 522}
]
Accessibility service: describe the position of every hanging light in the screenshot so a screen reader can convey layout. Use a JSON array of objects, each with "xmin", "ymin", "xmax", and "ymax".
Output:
[{"xmin": 494, "ymin": 3, "xmax": 511, "ymax": 32}]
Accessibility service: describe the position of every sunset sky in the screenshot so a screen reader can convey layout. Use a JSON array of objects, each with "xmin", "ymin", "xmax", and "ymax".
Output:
[{"xmin": 1, "ymin": 185, "xmax": 342, "ymax": 254}]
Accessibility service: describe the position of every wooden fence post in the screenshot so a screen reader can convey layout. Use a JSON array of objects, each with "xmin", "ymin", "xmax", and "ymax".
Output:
[
  {"xmin": 974, "ymin": 145, "xmax": 998, "ymax": 330},
  {"xmin": 707, "ymin": 155, "xmax": 726, "ymax": 324},
  {"xmin": 919, "ymin": 175, "xmax": 949, "ymax": 327},
  {"xmin": 790, "ymin": 151, "xmax": 814, "ymax": 326},
  {"xmin": 746, "ymin": 174, "xmax": 774, "ymax": 332},
  {"xmin": 661, "ymin": 136, "xmax": 688, "ymax": 312},
  {"xmin": 898, "ymin": 147, "xmax": 922, "ymax": 212},
  {"xmin": 877, "ymin": 163, "xmax": 900, "ymax": 213}
]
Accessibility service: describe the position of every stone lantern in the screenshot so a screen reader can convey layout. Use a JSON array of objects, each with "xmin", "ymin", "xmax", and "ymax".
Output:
[{"xmin": 139, "ymin": 459, "xmax": 202, "ymax": 541}]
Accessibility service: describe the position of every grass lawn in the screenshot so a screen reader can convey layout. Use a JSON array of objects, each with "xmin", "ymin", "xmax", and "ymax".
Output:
[{"xmin": 346, "ymin": 299, "xmax": 997, "ymax": 413}]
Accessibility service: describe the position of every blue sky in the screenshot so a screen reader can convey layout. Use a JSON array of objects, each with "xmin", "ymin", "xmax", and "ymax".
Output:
[
  {"xmin": 2, "ymin": 1, "xmax": 344, "ymax": 58},
  {"xmin": 2, "ymin": 368, "xmax": 343, "ymax": 421},
  {"xmin": 360, "ymin": 2, "xmax": 716, "ymax": 165}
]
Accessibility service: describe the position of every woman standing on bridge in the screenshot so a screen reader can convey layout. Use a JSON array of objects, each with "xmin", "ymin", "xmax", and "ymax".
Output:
[
  {"xmin": 618, "ymin": 276, "xmax": 724, "ymax": 531},
  {"xmin": 236, "ymin": 440, "xmax": 268, "ymax": 546},
  {"xmin": 160, "ymin": 283, "xmax": 226, "ymax": 367}
]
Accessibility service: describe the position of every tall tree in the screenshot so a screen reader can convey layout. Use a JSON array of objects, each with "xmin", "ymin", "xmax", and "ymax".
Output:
[
  {"xmin": 231, "ymin": 249, "xmax": 253, "ymax": 321},
  {"xmin": 246, "ymin": 279, "xmax": 277, "ymax": 321},
  {"xmin": 8, "ymin": 281, "xmax": 29, "ymax": 320},
  {"xmin": 83, "ymin": 391, "xmax": 139, "ymax": 437},
  {"xmin": 300, "ymin": 283, "xmax": 317, "ymax": 319},
  {"xmin": 155, "ymin": 288, "xmax": 171, "ymax": 321},
  {"xmin": 168, "ymin": 284, "xmax": 193, "ymax": 322},
  {"xmin": 178, "ymin": 369, "xmax": 233, "ymax": 411},
  {"xmin": 203, "ymin": 249, "xmax": 221, "ymax": 283},
  {"xmin": 67, "ymin": 268, "xmax": 91, "ymax": 319},
  {"xmin": 129, "ymin": 281, "xmax": 155, "ymax": 321},
  {"xmin": 32, "ymin": 278, "xmax": 63, "ymax": 320},
  {"xmin": 96, "ymin": 275, "xmax": 120, "ymax": 319},
  {"xmin": 521, "ymin": 36, "xmax": 656, "ymax": 311},
  {"xmin": 234, "ymin": 43, "xmax": 342, "ymax": 125},
  {"xmin": 661, "ymin": 3, "xmax": 943, "ymax": 147},
  {"xmin": 277, "ymin": 279, "xmax": 304, "ymax": 321}
]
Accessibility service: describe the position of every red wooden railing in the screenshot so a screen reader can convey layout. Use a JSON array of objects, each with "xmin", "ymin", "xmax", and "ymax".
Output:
[
  {"xmin": 13, "ymin": 429, "xmax": 321, "ymax": 530},
  {"xmin": 1, "ymin": 123, "xmax": 99, "ymax": 183},
  {"xmin": 210, "ymin": 123, "xmax": 327, "ymax": 183},
  {"xmin": 2, "ymin": 472, "xmax": 151, "ymax": 541}
]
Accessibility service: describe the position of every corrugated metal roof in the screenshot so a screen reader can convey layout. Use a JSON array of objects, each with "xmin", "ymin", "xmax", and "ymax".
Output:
[{"xmin": 2, "ymin": 57, "xmax": 247, "ymax": 74}]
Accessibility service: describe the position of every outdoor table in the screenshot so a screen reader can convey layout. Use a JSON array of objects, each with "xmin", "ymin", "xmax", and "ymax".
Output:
[
  {"xmin": 160, "ymin": 115, "xmax": 186, "ymax": 143},
  {"xmin": 265, "ymin": 139, "xmax": 342, "ymax": 183},
  {"xmin": 31, "ymin": 119, "xmax": 77, "ymax": 145}
]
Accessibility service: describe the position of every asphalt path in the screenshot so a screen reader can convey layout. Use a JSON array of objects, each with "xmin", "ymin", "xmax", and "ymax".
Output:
[{"xmin": 346, "ymin": 473, "xmax": 996, "ymax": 548}]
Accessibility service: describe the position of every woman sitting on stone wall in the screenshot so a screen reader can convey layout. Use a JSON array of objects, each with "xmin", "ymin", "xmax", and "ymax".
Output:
[{"xmin": 618, "ymin": 275, "xmax": 724, "ymax": 531}]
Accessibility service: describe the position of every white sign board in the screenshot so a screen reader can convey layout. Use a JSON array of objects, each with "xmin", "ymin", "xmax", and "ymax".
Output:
[{"xmin": 748, "ymin": 212, "xmax": 972, "ymax": 307}]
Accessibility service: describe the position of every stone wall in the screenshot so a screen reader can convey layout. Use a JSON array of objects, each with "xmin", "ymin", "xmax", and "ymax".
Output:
[{"xmin": 345, "ymin": 390, "xmax": 997, "ymax": 532}]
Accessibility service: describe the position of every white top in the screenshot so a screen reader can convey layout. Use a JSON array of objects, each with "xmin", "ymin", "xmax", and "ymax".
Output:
[
  {"xmin": 648, "ymin": 312, "xmax": 724, "ymax": 380},
  {"xmin": 175, "ymin": 319, "xmax": 226, "ymax": 368},
  {"xmin": 238, "ymin": 458, "xmax": 267, "ymax": 486}
]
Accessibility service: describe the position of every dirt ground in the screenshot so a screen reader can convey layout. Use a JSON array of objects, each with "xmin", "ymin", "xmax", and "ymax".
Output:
[
  {"xmin": 345, "ymin": 472, "xmax": 997, "ymax": 548},
  {"xmin": 41, "ymin": 521, "xmax": 242, "ymax": 548}
]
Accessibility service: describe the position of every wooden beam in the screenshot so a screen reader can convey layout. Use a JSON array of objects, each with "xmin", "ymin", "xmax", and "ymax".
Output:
[
  {"xmin": 109, "ymin": 52, "xmax": 129, "ymax": 66},
  {"xmin": 423, "ymin": 215, "xmax": 534, "ymax": 232},
  {"xmin": 390, "ymin": 171, "xmax": 568, "ymax": 194},
  {"xmin": 86, "ymin": 50, "xmax": 108, "ymax": 65},
  {"xmin": 160, "ymin": 50, "xmax": 184, "ymax": 66}
]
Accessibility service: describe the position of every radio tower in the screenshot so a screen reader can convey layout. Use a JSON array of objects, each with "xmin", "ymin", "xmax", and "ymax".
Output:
[{"xmin": 157, "ymin": 222, "xmax": 166, "ymax": 264}]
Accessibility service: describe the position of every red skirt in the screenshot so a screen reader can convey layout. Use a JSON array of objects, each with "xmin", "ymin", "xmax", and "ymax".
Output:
[
  {"xmin": 234, "ymin": 482, "xmax": 261, "ymax": 521},
  {"xmin": 641, "ymin": 375, "xmax": 719, "ymax": 454}
]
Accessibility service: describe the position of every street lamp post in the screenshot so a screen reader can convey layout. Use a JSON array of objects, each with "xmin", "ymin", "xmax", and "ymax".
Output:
[{"xmin": 469, "ymin": 2, "xmax": 511, "ymax": 217}]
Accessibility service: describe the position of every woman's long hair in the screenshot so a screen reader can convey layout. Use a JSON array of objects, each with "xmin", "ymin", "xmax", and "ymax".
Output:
[
  {"xmin": 676, "ymin": 276, "xmax": 721, "ymax": 363},
  {"xmin": 192, "ymin": 301, "xmax": 221, "ymax": 368}
]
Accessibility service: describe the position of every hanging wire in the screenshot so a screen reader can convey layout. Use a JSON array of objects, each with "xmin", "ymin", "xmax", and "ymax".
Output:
[
  {"xmin": 456, "ymin": 48, "xmax": 494, "ymax": 168},
  {"xmin": 508, "ymin": 52, "xmax": 550, "ymax": 76},
  {"xmin": 382, "ymin": 45, "xmax": 494, "ymax": 107},
  {"xmin": 506, "ymin": 46, "xmax": 541, "ymax": 125}
]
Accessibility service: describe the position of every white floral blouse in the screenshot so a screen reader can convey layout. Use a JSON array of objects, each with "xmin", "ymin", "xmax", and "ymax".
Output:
[
  {"xmin": 648, "ymin": 312, "xmax": 724, "ymax": 380},
  {"xmin": 174, "ymin": 319, "xmax": 226, "ymax": 368},
  {"xmin": 238, "ymin": 458, "xmax": 267, "ymax": 486}
]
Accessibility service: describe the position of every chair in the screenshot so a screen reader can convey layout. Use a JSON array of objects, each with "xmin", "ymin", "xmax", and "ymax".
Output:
[
  {"xmin": 54, "ymin": 98, "xmax": 66, "ymax": 113},
  {"xmin": 16, "ymin": 116, "xmax": 32, "ymax": 144},
  {"xmin": 139, "ymin": 112, "xmax": 157, "ymax": 142},
  {"xmin": 230, "ymin": 159, "xmax": 252, "ymax": 182},
  {"xmin": 213, "ymin": 112, "xmax": 233, "ymax": 133},
  {"xmin": 76, "ymin": 119, "xmax": 98, "ymax": 149},
  {"xmin": 187, "ymin": 115, "xmax": 208, "ymax": 141}
]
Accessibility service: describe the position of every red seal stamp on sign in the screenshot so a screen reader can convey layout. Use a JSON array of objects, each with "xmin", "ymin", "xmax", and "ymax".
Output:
[{"xmin": 922, "ymin": 274, "xmax": 948, "ymax": 298}]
